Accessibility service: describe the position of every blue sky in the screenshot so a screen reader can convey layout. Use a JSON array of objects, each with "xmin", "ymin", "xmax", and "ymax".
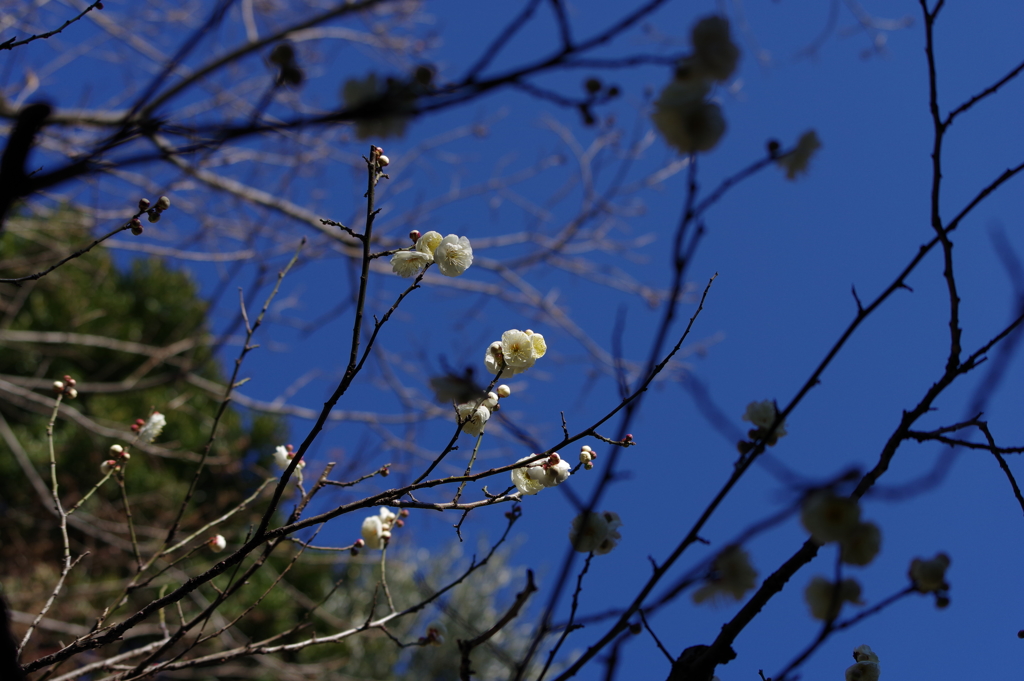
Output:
[{"xmin": 10, "ymin": 0, "xmax": 1024, "ymax": 679}]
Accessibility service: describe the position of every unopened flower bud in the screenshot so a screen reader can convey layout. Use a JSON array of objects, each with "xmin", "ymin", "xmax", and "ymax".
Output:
[
  {"xmin": 66, "ymin": 388, "xmax": 78, "ymax": 399},
  {"xmin": 66, "ymin": 377, "xmax": 76, "ymax": 386},
  {"xmin": 373, "ymin": 146, "xmax": 384, "ymax": 156},
  {"xmin": 208, "ymin": 534, "xmax": 227, "ymax": 552},
  {"xmin": 378, "ymin": 154, "xmax": 390, "ymax": 167},
  {"xmin": 548, "ymin": 453, "xmax": 561, "ymax": 464},
  {"xmin": 156, "ymin": 196, "xmax": 171, "ymax": 211},
  {"xmin": 354, "ymin": 538, "xmax": 365, "ymax": 548},
  {"xmin": 130, "ymin": 218, "xmax": 144, "ymax": 236},
  {"xmin": 381, "ymin": 465, "xmax": 390, "ymax": 477},
  {"xmin": 580, "ymin": 450, "xmax": 592, "ymax": 465},
  {"xmin": 52, "ymin": 380, "xmax": 64, "ymax": 393},
  {"xmin": 399, "ymin": 509, "xmax": 409, "ymax": 517},
  {"xmin": 496, "ymin": 384, "xmax": 511, "ymax": 398},
  {"xmin": 101, "ymin": 460, "xmax": 117, "ymax": 474},
  {"xmin": 396, "ymin": 519, "xmax": 405, "ymax": 528},
  {"xmin": 409, "ymin": 229, "xmax": 421, "ymax": 242},
  {"xmin": 109, "ymin": 444, "xmax": 124, "ymax": 455},
  {"xmin": 584, "ymin": 461, "xmax": 594, "ymax": 470},
  {"xmin": 147, "ymin": 210, "xmax": 161, "ymax": 223},
  {"xmin": 120, "ymin": 451, "xmax": 130, "ymax": 461},
  {"xmin": 623, "ymin": 434, "xmax": 633, "ymax": 442},
  {"xmin": 138, "ymin": 198, "xmax": 151, "ymax": 211}
]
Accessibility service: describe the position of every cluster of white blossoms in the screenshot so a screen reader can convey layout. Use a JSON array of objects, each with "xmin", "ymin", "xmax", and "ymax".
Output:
[
  {"xmin": 454, "ymin": 384, "xmax": 511, "ymax": 437},
  {"xmin": 511, "ymin": 453, "xmax": 571, "ymax": 496},
  {"xmin": 651, "ymin": 15, "xmax": 739, "ymax": 154},
  {"xmin": 692, "ymin": 545, "xmax": 758, "ymax": 604},
  {"xmin": 273, "ymin": 444, "xmax": 305, "ymax": 470},
  {"xmin": 485, "ymin": 329, "xmax": 547, "ymax": 377},
  {"xmin": 845, "ymin": 644, "xmax": 881, "ymax": 681},
  {"xmin": 777, "ymin": 130, "xmax": 823, "ymax": 180},
  {"xmin": 738, "ymin": 399, "xmax": 787, "ymax": 451},
  {"xmin": 804, "ymin": 576, "xmax": 863, "ymax": 621},
  {"xmin": 360, "ymin": 507, "xmax": 400, "ymax": 550},
  {"xmin": 801, "ymin": 490, "xmax": 881, "ymax": 566},
  {"xmin": 391, "ymin": 230, "xmax": 473, "ymax": 279},
  {"xmin": 569, "ymin": 511, "xmax": 622, "ymax": 555}
]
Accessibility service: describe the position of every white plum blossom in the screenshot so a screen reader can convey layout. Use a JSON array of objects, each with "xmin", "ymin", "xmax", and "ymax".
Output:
[
  {"xmin": 485, "ymin": 329, "xmax": 548, "ymax": 376},
  {"xmin": 845, "ymin": 645, "xmax": 881, "ymax": 681},
  {"xmin": 415, "ymin": 230, "xmax": 443, "ymax": 255},
  {"xmin": 778, "ymin": 130, "xmax": 822, "ymax": 180},
  {"xmin": 456, "ymin": 402, "xmax": 491, "ymax": 437},
  {"xmin": 139, "ymin": 412, "xmax": 166, "ymax": 443},
  {"xmin": 511, "ymin": 454, "xmax": 571, "ymax": 496},
  {"xmin": 391, "ymin": 250, "xmax": 432, "ymax": 278},
  {"xmin": 361, "ymin": 507, "xmax": 398, "ymax": 550},
  {"xmin": 693, "ymin": 545, "xmax": 758, "ymax": 604},
  {"xmin": 434, "ymin": 234, "xmax": 474, "ymax": 277},
  {"xmin": 569, "ymin": 511, "xmax": 622, "ymax": 554},
  {"xmin": 273, "ymin": 444, "xmax": 305, "ymax": 470}
]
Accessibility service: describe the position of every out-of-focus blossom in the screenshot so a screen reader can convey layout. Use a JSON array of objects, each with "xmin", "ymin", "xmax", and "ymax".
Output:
[
  {"xmin": 805, "ymin": 576, "xmax": 863, "ymax": 620},
  {"xmin": 909, "ymin": 552, "xmax": 950, "ymax": 593},
  {"xmin": 569, "ymin": 511, "xmax": 622, "ymax": 554},
  {"xmin": 845, "ymin": 645, "xmax": 880, "ymax": 681},
  {"xmin": 693, "ymin": 545, "xmax": 758, "ymax": 604},
  {"xmin": 690, "ymin": 15, "xmax": 740, "ymax": 81},
  {"xmin": 208, "ymin": 535, "xmax": 227, "ymax": 552},
  {"xmin": 342, "ymin": 73, "xmax": 409, "ymax": 139},
  {"xmin": 361, "ymin": 507, "xmax": 398, "ymax": 550},
  {"xmin": 139, "ymin": 412, "xmax": 166, "ymax": 443},
  {"xmin": 273, "ymin": 444, "xmax": 305, "ymax": 470},
  {"xmin": 801, "ymin": 490, "xmax": 860, "ymax": 545},
  {"xmin": 651, "ymin": 82, "xmax": 726, "ymax": 154},
  {"xmin": 742, "ymin": 400, "xmax": 787, "ymax": 444},
  {"xmin": 840, "ymin": 521, "xmax": 882, "ymax": 566},
  {"xmin": 778, "ymin": 130, "xmax": 822, "ymax": 180}
]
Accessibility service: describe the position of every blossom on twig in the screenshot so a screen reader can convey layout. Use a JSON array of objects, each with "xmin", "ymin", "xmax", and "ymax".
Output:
[
  {"xmin": 511, "ymin": 453, "xmax": 571, "ymax": 496},
  {"xmin": 693, "ymin": 545, "xmax": 758, "ymax": 604},
  {"xmin": 845, "ymin": 644, "xmax": 880, "ymax": 681}
]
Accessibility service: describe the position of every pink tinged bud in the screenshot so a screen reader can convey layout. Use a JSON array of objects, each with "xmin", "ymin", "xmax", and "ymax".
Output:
[
  {"xmin": 548, "ymin": 453, "xmax": 561, "ymax": 464},
  {"xmin": 378, "ymin": 154, "xmax": 390, "ymax": 167},
  {"xmin": 373, "ymin": 146, "xmax": 384, "ymax": 155},
  {"xmin": 354, "ymin": 538, "xmax": 365, "ymax": 548},
  {"xmin": 101, "ymin": 460, "xmax": 117, "ymax": 474},
  {"xmin": 409, "ymin": 229, "xmax": 421, "ymax": 242},
  {"xmin": 120, "ymin": 451, "xmax": 130, "ymax": 461},
  {"xmin": 208, "ymin": 535, "xmax": 227, "ymax": 552},
  {"xmin": 396, "ymin": 519, "xmax": 405, "ymax": 528},
  {"xmin": 381, "ymin": 465, "xmax": 390, "ymax": 477},
  {"xmin": 66, "ymin": 388, "xmax": 78, "ymax": 399},
  {"xmin": 131, "ymin": 424, "xmax": 140, "ymax": 432},
  {"xmin": 52, "ymin": 381, "xmax": 64, "ymax": 393},
  {"xmin": 623, "ymin": 434, "xmax": 633, "ymax": 442},
  {"xmin": 65, "ymin": 377, "xmax": 76, "ymax": 386},
  {"xmin": 584, "ymin": 462, "xmax": 594, "ymax": 470},
  {"xmin": 138, "ymin": 198, "xmax": 151, "ymax": 210},
  {"xmin": 399, "ymin": 509, "xmax": 410, "ymax": 517}
]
